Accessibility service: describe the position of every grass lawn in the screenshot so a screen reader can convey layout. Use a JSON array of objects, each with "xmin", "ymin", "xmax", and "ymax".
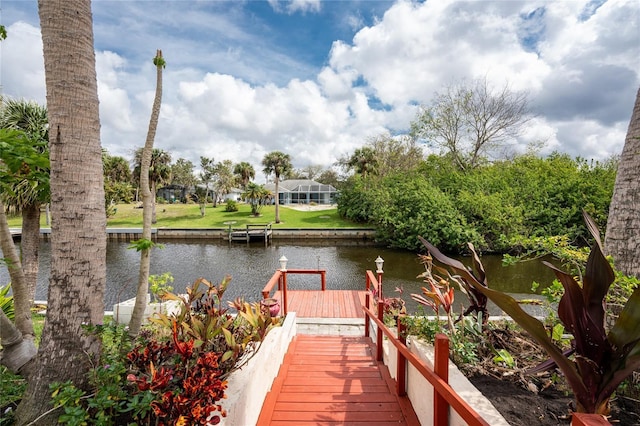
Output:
[{"xmin": 6, "ymin": 203, "xmax": 369, "ymax": 229}]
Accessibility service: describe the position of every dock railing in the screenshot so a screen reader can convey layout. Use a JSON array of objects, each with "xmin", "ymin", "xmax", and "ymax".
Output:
[
  {"xmin": 229, "ymin": 223, "xmax": 273, "ymax": 243},
  {"xmin": 261, "ymin": 269, "xmax": 326, "ymax": 315},
  {"xmin": 363, "ymin": 270, "xmax": 490, "ymax": 426}
]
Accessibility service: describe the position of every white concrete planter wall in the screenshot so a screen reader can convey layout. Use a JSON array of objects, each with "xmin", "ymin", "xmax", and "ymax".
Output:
[
  {"xmin": 221, "ymin": 312, "xmax": 296, "ymax": 426},
  {"xmin": 112, "ymin": 295, "xmax": 181, "ymax": 324},
  {"xmin": 378, "ymin": 328, "xmax": 509, "ymax": 426}
]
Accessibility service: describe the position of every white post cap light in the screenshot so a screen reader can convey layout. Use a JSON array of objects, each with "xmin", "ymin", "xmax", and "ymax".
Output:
[
  {"xmin": 279, "ymin": 255, "xmax": 288, "ymax": 271},
  {"xmin": 375, "ymin": 256, "xmax": 384, "ymax": 274}
]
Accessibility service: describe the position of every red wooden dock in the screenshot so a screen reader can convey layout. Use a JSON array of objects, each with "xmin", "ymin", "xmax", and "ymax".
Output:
[
  {"xmin": 272, "ymin": 289, "xmax": 366, "ymax": 318},
  {"xmin": 257, "ymin": 334, "xmax": 420, "ymax": 425}
]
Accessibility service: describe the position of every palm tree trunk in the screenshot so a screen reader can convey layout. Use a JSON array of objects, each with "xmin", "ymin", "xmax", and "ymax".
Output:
[
  {"xmin": 275, "ymin": 178, "xmax": 281, "ymax": 223},
  {"xmin": 605, "ymin": 87, "xmax": 640, "ymax": 278},
  {"xmin": 0, "ymin": 201, "xmax": 34, "ymax": 338},
  {"xmin": 0, "ymin": 309, "xmax": 37, "ymax": 375},
  {"xmin": 21, "ymin": 202, "xmax": 41, "ymax": 305},
  {"xmin": 151, "ymin": 180, "xmax": 157, "ymax": 224},
  {"xmin": 128, "ymin": 50, "xmax": 164, "ymax": 337},
  {"xmin": 16, "ymin": 1, "xmax": 106, "ymax": 422}
]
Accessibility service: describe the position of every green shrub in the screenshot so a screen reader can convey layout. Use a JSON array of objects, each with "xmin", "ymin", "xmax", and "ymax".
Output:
[{"xmin": 224, "ymin": 199, "xmax": 239, "ymax": 212}]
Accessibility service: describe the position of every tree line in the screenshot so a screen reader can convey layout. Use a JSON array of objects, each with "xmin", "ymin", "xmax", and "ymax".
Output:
[{"xmin": 338, "ymin": 146, "xmax": 617, "ymax": 253}]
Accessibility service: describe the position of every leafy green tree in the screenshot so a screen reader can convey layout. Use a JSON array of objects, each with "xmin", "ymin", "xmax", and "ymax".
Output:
[
  {"xmin": 199, "ymin": 156, "xmax": 215, "ymax": 208},
  {"xmin": 0, "ymin": 97, "xmax": 49, "ymax": 330},
  {"xmin": 318, "ymin": 168, "xmax": 341, "ymax": 189},
  {"xmin": 233, "ymin": 161, "xmax": 255, "ymax": 190},
  {"xmin": 367, "ymin": 134, "xmax": 423, "ymax": 177},
  {"xmin": 213, "ymin": 159, "xmax": 235, "ymax": 206},
  {"xmin": 372, "ymin": 172, "xmax": 478, "ymax": 251},
  {"xmin": 102, "ymin": 150, "xmax": 133, "ymax": 211},
  {"xmin": 411, "ymin": 78, "xmax": 530, "ymax": 170},
  {"xmin": 0, "ymin": 130, "xmax": 45, "ymax": 344},
  {"xmin": 170, "ymin": 157, "xmax": 196, "ymax": 187},
  {"xmin": 262, "ymin": 151, "xmax": 292, "ymax": 224},
  {"xmin": 336, "ymin": 175, "xmax": 379, "ymax": 223}
]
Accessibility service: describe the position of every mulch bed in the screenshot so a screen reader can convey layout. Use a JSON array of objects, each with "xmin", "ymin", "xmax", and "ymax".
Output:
[{"xmin": 457, "ymin": 327, "xmax": 640, "ymax": 426}]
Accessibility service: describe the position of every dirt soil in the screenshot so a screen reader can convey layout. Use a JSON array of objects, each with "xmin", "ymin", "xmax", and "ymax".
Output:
[{"xmin": 460, "ymin": 327, "xmax": 640, "ymax": 426}]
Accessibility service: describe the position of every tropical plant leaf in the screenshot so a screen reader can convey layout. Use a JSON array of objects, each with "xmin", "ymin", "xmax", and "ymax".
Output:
[
  {"xmin": 581, "ymin": 211, "xmax": 614, "ymax": 330},
  {"xmin": 544, "ymin": 261, "xmax": 610, "ymax": 366},
  {"xmin": 609, "ymin": 287, "xmax": 640, "ymax": 350}
]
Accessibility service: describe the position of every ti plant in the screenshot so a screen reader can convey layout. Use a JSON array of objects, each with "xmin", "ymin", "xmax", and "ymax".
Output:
[
  {"xmin": 411, "ymin": 253, "xmax": 456, "ymax": 332},
  {"xmin": 150, "ymin": 276, "xmax": 278, "ymax": 377},
  {"xmin": 418, "ymin": 236, "xmax": 489, "ymax": 325},
  {"xmin": 421, "ymin": 211, "xmax": 640, "ymax": 415}
]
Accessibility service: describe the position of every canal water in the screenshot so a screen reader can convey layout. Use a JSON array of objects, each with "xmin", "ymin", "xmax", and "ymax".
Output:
[{"xmin": 1, "ymin": 239, "xmax": 558, "ymax": 315}]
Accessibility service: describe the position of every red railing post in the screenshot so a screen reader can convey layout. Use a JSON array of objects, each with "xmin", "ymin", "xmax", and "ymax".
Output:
[
  {"xmin": 571, "ymin": 413, "xmax": 611, "ymax": 426},
  {"xmin": 376, "ymin": 299, "xmax": 384, "ymax": 361},
  {"xmin": 434, "ymin": 333, "xmax": 450, "ymax": 426},
  {"xmin": 282, "ymin": 271, "xmax": 288, "ymax": 315},
  {"xmin": 396, "ymin": 315, "xmax": 407, "ymax": 396},
  {"xmin": 321, "ymin": 270, "xmax": 326, "ymax": 291},
  {"xmin": 364, "ymin": 272, "xmax": 371, "ymax": 337}
]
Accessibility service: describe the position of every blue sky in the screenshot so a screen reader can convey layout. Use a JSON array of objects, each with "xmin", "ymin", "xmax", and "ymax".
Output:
[{"xmin": 1, "ymin": 0, "xmax": 638, "ymax": 182}]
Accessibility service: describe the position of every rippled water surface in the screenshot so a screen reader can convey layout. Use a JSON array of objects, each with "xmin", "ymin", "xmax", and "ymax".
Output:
[{"xmin": 1, "ymin": 239, "xmax": 558, "ymax": 314}]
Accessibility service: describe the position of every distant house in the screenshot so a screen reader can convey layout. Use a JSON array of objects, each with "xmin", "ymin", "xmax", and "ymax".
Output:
[
  {"xmin": 223, "ymin": 188, "xmax": 243, "ymax": 202},
  {"xmin": 156, "ymin": 184, "xmax": 189, "ymax": 203},
  {"xmin": 264, "ymin": 179, "xmax": 337, "ymax": 205}
]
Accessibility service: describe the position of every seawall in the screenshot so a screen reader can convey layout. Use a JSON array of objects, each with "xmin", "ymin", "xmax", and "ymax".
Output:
[{"xmin": 10, "ymin": 227, "xmax": 376, "ymax": 241}]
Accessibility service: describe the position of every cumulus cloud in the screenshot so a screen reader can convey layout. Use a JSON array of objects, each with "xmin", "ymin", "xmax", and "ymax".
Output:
[
  {"xmin": 1, "ymin": 21, "xmax": 46, "ymax": 103},
  {"xmin": 1, "ymin": 0, "xmax": 637, "ymax": 183}
]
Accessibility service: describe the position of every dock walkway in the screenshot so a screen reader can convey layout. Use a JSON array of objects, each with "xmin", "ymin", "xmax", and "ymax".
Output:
[
  {"xmin": 257, "ymin": 288, "xmax": 419, "ymax": 425},
  {"xmin": 257, "ymin": 334, "xmax": 420, "ymax": 425}
]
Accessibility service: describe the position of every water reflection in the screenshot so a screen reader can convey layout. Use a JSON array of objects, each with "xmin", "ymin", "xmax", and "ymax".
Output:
[{"xmin": 1, "ymin": 239, "xmax": 558, "ymax": 314}]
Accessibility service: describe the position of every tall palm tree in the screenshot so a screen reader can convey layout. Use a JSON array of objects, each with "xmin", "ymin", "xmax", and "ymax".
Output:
[
  {"xmin": 344, "ymin": 146, "xmax": 378, "ymax": 179},
  {"xmin": 128, "ymin": 50, "xmax": 165, "ymax": 338},
  {"xmin": 242, "ymin": 182, "xmax": 271, "ymax": 216},
  {"xmin": 15, "ymin": 1, "xmax": 107, "ymax": 421},
  {"xmin": 605, "ymin": 87, "xmax": 640, "ymax": 278},
  {"xmin": 0, "ymin": 98, "xmax": 49, "ymax": 338},
  {"xmin": 234, "ymin": 161, "xmax": 255, "ymax": 189},
  {"xmin": 262, "ymin": 151, "xmax": 292, "ymax": 224}
]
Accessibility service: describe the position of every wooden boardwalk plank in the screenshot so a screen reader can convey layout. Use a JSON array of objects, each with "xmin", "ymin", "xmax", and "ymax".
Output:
[
  {"xmin": 257, "ymin": 335, "xmax": 420, "ymax": 426},
  {"xmin": 273, "ymin": 290, "xmax": 367, "ymax": 318}
]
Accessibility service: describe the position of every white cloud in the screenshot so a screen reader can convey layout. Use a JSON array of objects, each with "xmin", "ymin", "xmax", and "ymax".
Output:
[
  {"xmin": 268, "ymin": 0, "xmax": 322, "ymax": 15},
  {"xmin": 1, "ymin": 0, "xmax": 637, "ymax": 185},
  {"xmin": 1, "ymin": 21, "xmax": 46, "ymax": 103}
]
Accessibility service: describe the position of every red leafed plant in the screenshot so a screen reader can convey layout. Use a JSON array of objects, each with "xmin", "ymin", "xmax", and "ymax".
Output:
[
  {"xmin": 127, "ymin": 322, "xmax": 228, "ymax": 425},
  {"xmin": 125, "ymin": 275, "xmax": 279, "ymax": 425}
]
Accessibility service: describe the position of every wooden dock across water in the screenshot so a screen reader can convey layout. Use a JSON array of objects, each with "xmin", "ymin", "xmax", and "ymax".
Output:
[
  {"xmin": 272, "ymin": 289, "xmax": 366, "ymax": 318},
  {"xmin": 257, "ymin": 335, "xmax": 420, "ymax": 425},
  {"xmin": 229, "ymin": 223, "xmax": 273, "ymax": 243}
]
